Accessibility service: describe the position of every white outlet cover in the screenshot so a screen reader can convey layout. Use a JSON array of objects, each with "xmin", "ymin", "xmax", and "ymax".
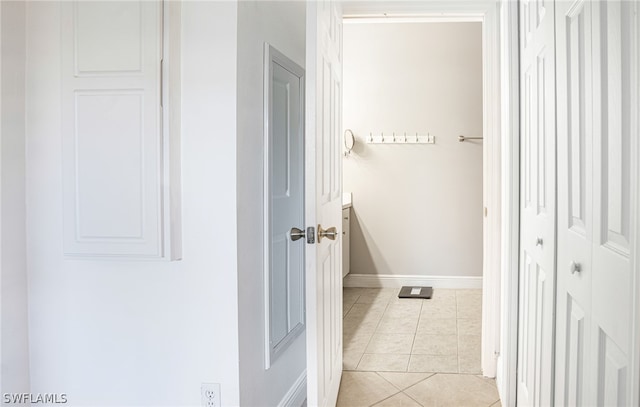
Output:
[{"xmin": 201, "ymin": 383, "xmax": 221, "ymax": 407}]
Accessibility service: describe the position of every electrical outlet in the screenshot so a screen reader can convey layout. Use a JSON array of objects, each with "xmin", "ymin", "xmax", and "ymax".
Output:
[{"xmin": 201, "ymin": 383, "xmax": 221, "ymax": 407}]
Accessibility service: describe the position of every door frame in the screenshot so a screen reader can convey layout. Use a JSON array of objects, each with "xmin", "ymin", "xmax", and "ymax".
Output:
[
  {"xmin": 632, "ymin": 2, "xmax": 640, "ymax": 403},
  {"xmin": 497, "ymin": 1, "xmax": 520, "ymax": 406},
  {"xmin": 339, "ymin": 1, "xmax": 518, "ymax": 403}
]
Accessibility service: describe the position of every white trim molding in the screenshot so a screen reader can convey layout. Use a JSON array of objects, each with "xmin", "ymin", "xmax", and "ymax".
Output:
[
  {"xmin": 631, "ymin": 2, "xmax": 640, "ymax": 404},
  {"xmin": 277, "ymin": 370, "xmax": 307, "ymax": 407},
  {"xmin": 344, "ymin": 274, "xmax": 482, "ymax": 289},
  {"xmin": 496, "ymin": 0, "xmax": 519, "ymax": 405}
]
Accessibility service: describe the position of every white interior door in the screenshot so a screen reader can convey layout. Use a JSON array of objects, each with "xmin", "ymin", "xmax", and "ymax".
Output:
[
  {"xmin": 517, "ymin": 1, "xmax": 556, "ymax": 405},
  {"xmin": 555, "ymin": 1, "xmax": 638, "ymax": 405},
  {"xmin": 305, "ymin": 1, "xmax": 343, "ymax": 406}
]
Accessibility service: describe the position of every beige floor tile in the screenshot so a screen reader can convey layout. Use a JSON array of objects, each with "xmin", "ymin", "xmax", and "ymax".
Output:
[
  {"xmin": 421, "ymin": 301, "xmax": 457, "ymax": 319},
  {"xmin": 343, "ymin": 302, "xmax": 354, "ymax": 317},
  {"xmin": 336, "ymin": 371, "xmax": 400, "ymax": 407},
  {"xmin": 344, "ymin": 331, "xmax": 373, "ymax": 353},
  {"xmin": 365, "ymin": 333, "xmax": 415, "ymax": 354},
  {"xmin": 343, "ymin": 312, "xmax": 383, "ymax": 335},
  {"xmin": 355, "ymin": 288, "xmax": 396, "ymax": 304},
  {"xmin": 490, "ymin": 399, "xmax": 503, "ymax": 407},
  {"xmin": 343, "ymin": 349, "xmax": 364, "ymax": 370},
  {"xmin": 385, "ymin": 301, "xmax": 423, "ymax": 315},
  {"xmin": 376, "ymin": 313, "xmax": 419, "ymax": 334},
  {"xmin": 458, "ymin": 334, "xmax": 481, "ymax": 357},
  {"xmin": 407, "ymin": 355, "xmax": 458, "ymax": 373},
  {"xmin": 412, "ymin": 334, "xmax": 458, "ymax": 355},
  {"xmin": 417, "ymin": 317, "xmax": 457, "ymax": 335},
  {"xmin": 457, "ymin": 318, "xmax": 482, "ymax": 336},
  {"xmin": 377, "ymin": 372, "xmax": 434, "ymax": 391},
  {"xmin": 431, "ymin": 289, "xmax": 457, "ymax": 301},
  {"xmin": 357, "ymin": 354, "xmax": 410, "ymax": 372},
  {"xmin": 347, "ymin": 302, "xmax": 388, "ymax": 317},
  {"xmin": 456, "ymin": 294, "xmax": 483, "ymax": 319},
  {"xmin": 459, "ymin": 354, "xmax": 482, "ymax": 374},
  {"xmin": 455, "ymin": 289, "xmax": 482, "ymax": 298},
  {"xmin": 344, "ymin": 287, "xmax": 364, "ymax": 305},
  {"xmin": 388, "ymin": 296, "xmax": 424, "ymax": 305},
  {"xmin": 372, "ymin": 392, "xmax": 423, "ymax": 407},
  {"xmin": 404, "ymin": 373, "xmax": 500, "ymax": 407}
]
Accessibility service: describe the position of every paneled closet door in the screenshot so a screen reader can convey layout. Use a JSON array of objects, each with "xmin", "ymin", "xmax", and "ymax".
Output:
[
  {"xmin": 555, "ymin": 1, "xmax": 638, "ymax": 405},
  {"xmin": 555, "ymin": 2, "xmax": 594, "ymax": 405},
  {"xmin": 517, "ymin": 1, "xmax": 557, "ymax": 405},
  {"xmin": 590, "ymin": 2, "xmax": 636, "ymax": 405}
]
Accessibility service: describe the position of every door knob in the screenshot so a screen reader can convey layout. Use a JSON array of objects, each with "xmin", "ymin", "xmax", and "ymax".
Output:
[
  {"xmin": 536, "ymin": 237, "xmax": 543, "ymax": 247},
  {"xmin": 317, "ymin": 225, "xmax": 338, "ymax": 242},
  {"xmin": 289, "ymin": 227, "xmax": 305, "ymax": 242},
  {"xmin": 570, "ymin": 261, "xmax": 581, "ymax": 274}
]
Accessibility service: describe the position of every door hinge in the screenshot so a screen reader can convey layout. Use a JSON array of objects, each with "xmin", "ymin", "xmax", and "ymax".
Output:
[
  {"xmin": 484, "ymin": 207, "xmax": 488, "ymax": 217},
  {"xmin": 306, "ymin": 226, "xmax": 315, "ymax": 244}
]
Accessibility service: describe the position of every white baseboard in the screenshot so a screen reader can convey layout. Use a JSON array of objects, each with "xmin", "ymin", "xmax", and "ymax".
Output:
[
  {"xmin": 278, "ymin": 370, "xmax": 307, "ymax": 407},
  {"xmin": 343, "ymin": 274, "xmax": 483, "ymax": 289}
]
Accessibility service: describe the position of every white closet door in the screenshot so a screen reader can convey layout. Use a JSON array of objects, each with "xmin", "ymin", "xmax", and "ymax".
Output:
[
  {"xmin": 517, "ymin": 0, "xmax": 557, "ymax": 405},
  {"xmin": 590, "ymin": 2, "xmax": 636, "ymax": 405},
  {"xmin": 555, "ymin": 2, "xmax": 594, "ymax": 405},
  {"xmin": 555, "ymin": 1, "xmax": 638, "ymax": 405}
]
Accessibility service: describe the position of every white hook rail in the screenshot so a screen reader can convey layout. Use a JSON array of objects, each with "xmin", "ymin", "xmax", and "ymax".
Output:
[{"xmin": 366, "ymin": 132, "xmax": 435, "ymax": 144}]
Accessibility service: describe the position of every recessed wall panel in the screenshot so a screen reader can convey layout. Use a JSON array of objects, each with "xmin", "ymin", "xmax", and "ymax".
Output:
[
  {"xmin": 61, "ymin": 1, "xmax": 167, "ymax": 258},
  {"xmin": 75, "ymin": 91, "xmax": 144, "ymax": 240},
  {"xmin": 272, "ymin": 74, "xmax": 291, "ymax": 199},
  {"xmin": 74, "ymin": 1, "xmax": 142, "ymax": 75}
]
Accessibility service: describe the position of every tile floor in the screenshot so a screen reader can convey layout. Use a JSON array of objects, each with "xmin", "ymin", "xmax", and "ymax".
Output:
[{"xmin": 339, "ymin": 287, "xmax": 501, "ymax": 407}]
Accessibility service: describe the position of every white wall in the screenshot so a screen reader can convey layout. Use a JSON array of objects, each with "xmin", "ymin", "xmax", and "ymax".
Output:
[
  {"xmin": 343, "ymin": 22, "xmax": 483, "ymax": 278},
  {"xmin": 0, "ymin": 0, "xmax": 30, "ymax": 398},
  {"xmin": 25, "ymin": 2, "xmax": 241, "ymax": 405},
  {"xmin": 236, "ymin": 2, "xmax": 307, "ymax": 406}
]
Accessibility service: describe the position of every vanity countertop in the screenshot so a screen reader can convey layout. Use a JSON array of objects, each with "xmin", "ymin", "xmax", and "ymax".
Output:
[{"xmin": 342, "ymin": 193, "xmax": 352, "ymax": 209}]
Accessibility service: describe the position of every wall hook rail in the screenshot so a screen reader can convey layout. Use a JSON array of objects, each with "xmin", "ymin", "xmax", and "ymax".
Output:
[{"xmin": 362, "ymin": 131, "xmax": 435, "ymax": 144}]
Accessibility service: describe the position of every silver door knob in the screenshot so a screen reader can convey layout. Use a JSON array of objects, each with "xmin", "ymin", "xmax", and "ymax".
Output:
[
  {"xmin": 570, "ymin": 261, "xmax": 581, "ymax": 274},
  {"xmin": 289, "ymin": 227, "xmax": 305, "ymax": 242},
  {"xmin": 536, "ymin": 237, "xmax": 543, "ymax": 247},
  {"xmin": 317, "ymin": 224, "xmax": 338, "ymax": 242}
]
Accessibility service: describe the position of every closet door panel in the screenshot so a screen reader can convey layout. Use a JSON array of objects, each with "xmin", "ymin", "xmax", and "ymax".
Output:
[
  {"xmin": 554, "ymin": 1, "xmax": 593, "ymax": 404},
  {"xmin": 591, "ymin": 2, "xmax": 636, "ymax": 402},
  {"xmin": 518, "ymin": 0, "xmax": 556, "ymax": 404}
]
